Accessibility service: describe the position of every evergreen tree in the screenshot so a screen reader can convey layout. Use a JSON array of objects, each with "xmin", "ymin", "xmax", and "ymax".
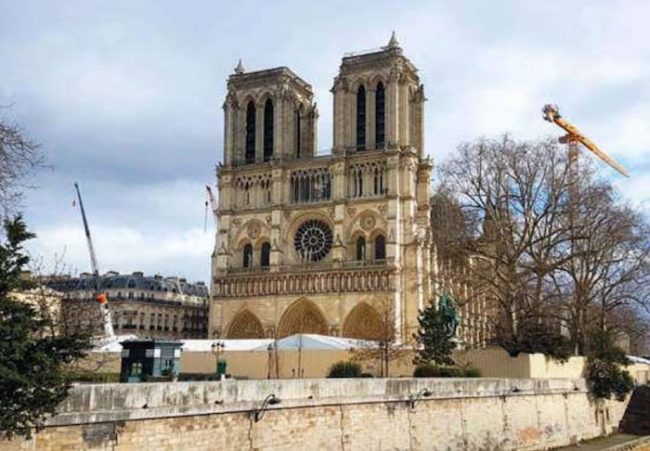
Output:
[
  {"xmin": 413, "ymin": 302, "xmax": 456, "ymax": 366},
  {"xmin": 0, "ymin": 216, "xmax": 91, "ymax": 438},
  {"xmin": 586, "ymin": 329, "xmax": 634, "ymax": 400}
]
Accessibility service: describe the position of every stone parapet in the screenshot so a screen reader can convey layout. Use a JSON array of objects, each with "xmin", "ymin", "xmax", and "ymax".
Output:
[
  {"xmin": 51, "ymin": 378, "xmax": 581, "ymax": 426},
  {"xmin": 1, "ymin": 378, "xmax": 631, "ymax": 451}
]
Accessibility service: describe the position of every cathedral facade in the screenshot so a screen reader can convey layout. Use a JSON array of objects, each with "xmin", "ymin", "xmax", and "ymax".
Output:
[{"xmin": 209, "ymin": 35, "xmax": 436, "ymax": 342}]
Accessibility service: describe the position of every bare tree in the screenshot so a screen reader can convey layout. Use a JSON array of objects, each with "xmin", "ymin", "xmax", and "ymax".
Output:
[
  {"xmin": 0, "ymin": 109, "xmax": 45, "ymax": 214},
  {"xmin": 437, "ymin": 135, "xmax": 650, "ymax": 358},
  {"xmin": 549, "ymin": 168, "xmax": 650, "ymax": 354},
  {"xmin": 25, "ymin": 253, "xmax": 117, "ymax": 372},
  {"xmin": 438, "ymin": 136, "xmax": 573, "ymax": 358},
  {"xmin": 352, "ymin": 298, "xmax": 410, "ymax": 377}
]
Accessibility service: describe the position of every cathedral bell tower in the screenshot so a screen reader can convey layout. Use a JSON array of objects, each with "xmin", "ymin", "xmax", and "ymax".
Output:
[
  {"xmin": 331, "ymin": 32, "xmax": 425, "ymax": 157},
  {"xmin": 222, "ymin": 62, "xmax": 318, "ymax": 166}
]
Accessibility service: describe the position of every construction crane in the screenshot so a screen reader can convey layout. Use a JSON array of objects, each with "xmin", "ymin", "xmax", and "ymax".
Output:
[
  {"xmin": 74, "ymin": 183, "xmax": 115, "ymax": 339},
  {"xmin": 542, "ymin": 104, "xmax": 629, "ymax": 177}
]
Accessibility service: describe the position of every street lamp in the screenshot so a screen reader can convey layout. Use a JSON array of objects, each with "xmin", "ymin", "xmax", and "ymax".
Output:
[
  {"xmin": 251, "ymin": 394, "xmax": 282, "ymax": 422},
  {"xmin": 266, "ymin": 343, "xmax": 274, "ymax": 379},
  {"xmin": 407, "ymin": 388, "xmax": 432, "ymax": 409},
  {"xmin": 211, "ymin": 341, "xmax": 226, "ymax": 379}
]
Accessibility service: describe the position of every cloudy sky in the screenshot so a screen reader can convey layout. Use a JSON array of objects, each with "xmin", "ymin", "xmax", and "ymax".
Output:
[{"xmin": 1, "ymin": 1, "xmax": 648, "ymax": 283}]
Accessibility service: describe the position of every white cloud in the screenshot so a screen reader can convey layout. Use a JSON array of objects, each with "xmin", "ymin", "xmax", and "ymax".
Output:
[
  {"xmin": 3, "ymin": 0, "xmax": 650, "ymax": 282},
  {"xmin": 27, "ymin": 223, "xmax": 213, "ymax": 283}
]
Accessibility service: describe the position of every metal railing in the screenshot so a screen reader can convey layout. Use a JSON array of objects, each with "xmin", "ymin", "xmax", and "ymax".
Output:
[{"xmin": 343, "ymin": 46, "xmax": 388, "ymax": 57}]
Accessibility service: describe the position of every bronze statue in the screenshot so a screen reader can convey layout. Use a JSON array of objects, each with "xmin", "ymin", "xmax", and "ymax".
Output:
[{"xmin": 438, "ymin": 292, "xmax": 459, "ymax": 338}]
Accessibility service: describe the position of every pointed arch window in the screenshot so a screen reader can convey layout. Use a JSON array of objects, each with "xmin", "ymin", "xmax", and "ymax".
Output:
[
  {"xmin": 357, "ymin": 170, "xmax": 363, "ymax": 197},
  {"xmin": 243, "ymin": 244, "xmax": 253, "ymax": 268},
  {"xmin": 375, "ymin": 82, "xmax": 385, "ymax": 149},
  {"xmin": 356, "ymin": 85, "xmax": 366, "ymax": 150},
  {"xmin": 374, "ymin": 235, "xmax": 386, "ymax": 261},
  {"xmin": 295, "ymin": 108, "xmax": 301, "ymax": 158},
  {"xmin": 260, "ymin": 242, "xmax": 271, "ymax": 267},
  {"xmin": 263, "ymin": 99, "xmax": 274, "ymax": 161},
  {"xmin": 245, "ymin": 102, "xmax": 256, "ymax": 164},
  {"xmin": 356, "ymin": 237, "xmax": 366, "ymax": 261}
]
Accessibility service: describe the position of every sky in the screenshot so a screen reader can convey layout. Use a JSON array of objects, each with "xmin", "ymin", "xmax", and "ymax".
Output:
[{"xmin": 1, "ymin": 0, "xmax": 648, "ymax": 284}]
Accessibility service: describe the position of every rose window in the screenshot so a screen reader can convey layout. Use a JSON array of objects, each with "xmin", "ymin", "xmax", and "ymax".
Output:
[{"xmin": 294, "ymin": 219, "xmax": 333, "ymax": 262}]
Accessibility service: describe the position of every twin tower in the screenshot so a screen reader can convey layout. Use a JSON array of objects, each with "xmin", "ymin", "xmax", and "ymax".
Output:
[
  {"xmin": 221, "ymin": 32, "xmax": 425, "ymax": 165},
  {"xmin": 210, "ymin": 34, "xmax": 436, "ymax": 343}
]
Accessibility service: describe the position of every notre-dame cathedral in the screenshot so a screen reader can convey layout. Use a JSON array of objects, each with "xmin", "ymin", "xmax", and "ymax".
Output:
[{"xmin": 209, "ymin": 34, "xmax": 484, "ymax": 344}]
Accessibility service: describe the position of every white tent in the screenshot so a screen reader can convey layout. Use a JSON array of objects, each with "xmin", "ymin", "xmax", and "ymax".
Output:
[
  {"xmin": 628, "ymin": 355, "xmax": 650, "ymax": 365},
  {"xmin": 253, "ymin": 334, "xmax": 375, "ymax": 351},
  {"xmin": 181, "ymin": 338, "xmax": 273, "ymax": 352},
  {"xmin": 92, "ymin": 335, "xmax": 138, "ymax": 352},
  {"xmin": 90, "ymin": 334, "xmax": 375, "ymax": 353}
]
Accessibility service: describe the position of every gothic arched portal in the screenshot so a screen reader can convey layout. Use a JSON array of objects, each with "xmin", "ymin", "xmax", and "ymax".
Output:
[
  {"xmin": 277, "ymin": 298, "xmax": 328, "ymax": 337},
  {"xmin": 342, "ymin": 302, "xmax": 383, "ymax": 340},
  {"xmin": 226, "ymin": 310, "xmax": 265, "ymax": 338}
]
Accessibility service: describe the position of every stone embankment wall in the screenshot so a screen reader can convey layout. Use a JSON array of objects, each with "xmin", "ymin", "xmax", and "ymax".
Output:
[{"xmin": 1, "ymin": 378, "xmax": 628, "ymax": 451}]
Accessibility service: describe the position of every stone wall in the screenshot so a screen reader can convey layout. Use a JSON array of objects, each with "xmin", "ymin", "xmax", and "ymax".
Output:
[{"xmin": 0, "ymin": 378, "xmax": 629, "ymax": 451}]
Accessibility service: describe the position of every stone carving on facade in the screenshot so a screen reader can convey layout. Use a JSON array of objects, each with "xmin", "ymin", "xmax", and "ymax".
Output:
[
  {"xmin": 215, "ymin": 269, "xmax": 393, "ymax": 298},
  {"xmin": 342, "ymin": 302, "xmax": 383, "ymax": 340},
  {"xmin": 234, "ymin": 59, "xmax": 245, "ymax": 75},
  {"xmin": 226, "ymin": 309, "xmax": 265, "ymax": 339},
  {"xmin": 247, "ymin": 221, "xmax": 262, "ymax": 240},
  {"xmin": 389, "ymin": 65, "xmax": 402, "ymax": 82},
  {"xmin": 413, "ymin": 83, "xmax": 426, "ymax": 103},
  {"xmin": 217, "ymin": 242, "xmax": 229, "ymax": 256},
  {"xmin": 276, "ymin": 299, "xmax": 328, "ymax": 338},
  {"xmin": 360, "ymin": 212, "xmax": 376, "ymax": 232}
]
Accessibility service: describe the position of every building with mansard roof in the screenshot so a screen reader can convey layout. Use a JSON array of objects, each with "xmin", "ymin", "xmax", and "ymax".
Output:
[
  {"xmin": 47, "ymin": 271, "xmax": 209, "ymax": 339},
  {"xmin": 210, "ymin": 34, "xmax": 490, "ymax": 345}
]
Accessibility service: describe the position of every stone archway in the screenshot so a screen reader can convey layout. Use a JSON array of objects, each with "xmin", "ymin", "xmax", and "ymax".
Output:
[
  {"xmin": 342, "ymin": 302, "xmax": 383, "ymax": 340},
  {"xmin": 277, "ymin": 298, "xmax": 328, "ymax": 338},
  {"xmin": 225, "ymin": 310, "xmax": 265, "ymax": 339}
]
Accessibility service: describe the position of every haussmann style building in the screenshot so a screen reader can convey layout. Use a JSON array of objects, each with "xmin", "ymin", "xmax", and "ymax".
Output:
[{"xmin": 49, "ymin": 271, "xmax": 209, "ymax": 339}]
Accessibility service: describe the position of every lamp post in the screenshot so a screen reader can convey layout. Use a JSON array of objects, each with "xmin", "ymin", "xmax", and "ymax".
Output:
[
  {"xmin": 251, "ymin": 394, "xmax": 282, "ymax": 422},
  {"xmin": 211, "ymin": 341, "xmax": 226, "ymax": 380},
  {"xmin": 266, "ymin": 343, "xmax": 274, "ymax": 379},
  {"xmin": 407, "ymin": 388, "xmax": 433, "ymax": 409}
]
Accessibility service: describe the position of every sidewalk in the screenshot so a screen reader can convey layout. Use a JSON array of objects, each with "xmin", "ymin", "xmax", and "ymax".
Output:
[{"xmin": 557, "ymin": 434, "xmax": 650, "ymax": 450}]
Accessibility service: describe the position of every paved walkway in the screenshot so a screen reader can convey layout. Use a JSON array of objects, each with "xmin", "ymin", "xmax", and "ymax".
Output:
[{"xmin": 557, "ymin": 434, "xmax": 650, "ymax": 450}]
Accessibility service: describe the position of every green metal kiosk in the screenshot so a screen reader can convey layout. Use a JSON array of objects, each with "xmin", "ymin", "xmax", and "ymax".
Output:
[{"xmin": 120, "ymin": 339, "xmax": 183, "ymax": 383}]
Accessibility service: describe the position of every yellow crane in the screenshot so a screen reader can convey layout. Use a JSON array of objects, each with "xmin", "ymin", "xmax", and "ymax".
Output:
[{"xmin": 542, "ymin": 104, "xmax": 629, "ymax": 177}]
